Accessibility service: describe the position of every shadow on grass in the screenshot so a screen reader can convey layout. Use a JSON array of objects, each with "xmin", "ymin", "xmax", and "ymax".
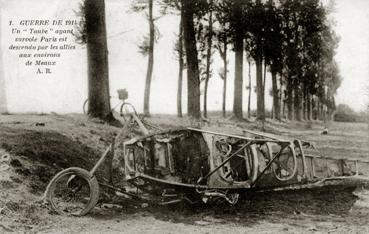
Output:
[
  {"xmin": 0, "ymin": 126, "xmax": 102, "ymax": 193},
  {"xmin": 85, "ymin": 185, "xmax": 358, "ymax": 227}
]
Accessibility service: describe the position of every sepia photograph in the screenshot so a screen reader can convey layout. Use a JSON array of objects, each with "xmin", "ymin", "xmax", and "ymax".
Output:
[{"xmin": 0, "ymin": 0, "xmax": 368, "ymax": 233}]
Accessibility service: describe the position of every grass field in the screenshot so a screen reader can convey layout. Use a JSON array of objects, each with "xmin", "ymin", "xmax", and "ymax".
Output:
[{"xmin": 0, "ymin": 113, "xmax": 368, "ymax": 233}]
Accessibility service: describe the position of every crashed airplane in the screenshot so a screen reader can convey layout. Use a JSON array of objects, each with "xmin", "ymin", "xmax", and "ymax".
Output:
[{"xmin": 44, "ymin": 111, "xmax": 369, "ymax": 216}]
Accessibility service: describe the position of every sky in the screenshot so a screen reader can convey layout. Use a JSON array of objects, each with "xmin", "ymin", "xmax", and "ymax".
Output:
[
  {"xmin": 0, "ymin": 0, "xmax": 368, "ymax": 114},
  {"xmin": 332, "ymin": 0, "xmax": 369, "ymax": 111}
]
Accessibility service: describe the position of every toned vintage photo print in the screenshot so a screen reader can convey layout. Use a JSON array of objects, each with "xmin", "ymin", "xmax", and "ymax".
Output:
[{"xmin": 0, "ymin": 0, "xmax": 368, "ymax": 233}]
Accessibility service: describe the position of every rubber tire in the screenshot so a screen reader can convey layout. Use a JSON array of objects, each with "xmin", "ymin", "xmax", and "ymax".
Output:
[
  {"xmin": 249, "ymin": 144, "xmax": 259, "ymax": 183},
  {"xmin": 44, "ymin": 167, "xmax": 99, "ymax": 216},
  {"xmin": 83, "ymin": 99, "xmax": 88, "ymax": 114},
  {"xmin": 119, "ymin": 102, "xmax": 138, "ymax": 121}
]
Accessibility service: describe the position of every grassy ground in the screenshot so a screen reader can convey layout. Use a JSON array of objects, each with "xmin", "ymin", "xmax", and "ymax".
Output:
[{"xmin": 0, "ymin": 113, "xmax": 368, "ymax": 233}]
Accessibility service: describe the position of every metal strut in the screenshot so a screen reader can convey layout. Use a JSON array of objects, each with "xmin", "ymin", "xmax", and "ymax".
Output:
[
  {"xmin": 197, "ymin": 141, "xmax": 253, "ymax": 185},
  {"xmin": 251, "ymin": 143, "xmax": 289, "ymax": 187}
]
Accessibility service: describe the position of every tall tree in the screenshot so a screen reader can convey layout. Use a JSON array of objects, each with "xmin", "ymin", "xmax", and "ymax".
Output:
[
  {"xmin": 249, "ymin": 0, "xmax": 266, "ymax": 121},
  {"xmin": 182, "ymin": 0, "xmax": 205, "ymax": 119},
  {"xmin": 176, "ymin": 7, "xmax": 184, "ymax": 117},
  {"xmin": 143, "ymin": 0, "xmax": 155, "ymax": 116},
  {"xmin": 133, "ymin": 0, "xmax": 157, "ymax": 116},
  {"xmin": 216, "ymin": 40, "xmax": 228, "ymax": 118},
  {"xmin": 247, "ymin": 60, "xmax": 252, "ymax": 119},
  {"xmin": 264, "ymin": 0, "xmax": 283, "ymax": 120},
  {"xmin": 299, "ymin": 0, "xmax": 324, "ymax": 121},
  {"xmin": 280, "ymin": 0, "xmax": 299, "ymax": 121},
  {"xmin": 293, "ymin": 3, "xmax": 304, "ymax": 121},
  {"xmin": 85, "ymin": 0, "xmax": 113, "ymax": 121},
  {"xmin": 214, "ymin": 0, "xmax": 232, "ymax": 118},
  {"xmin": 203, "ymin": 0, "xmax": 214, "ymax": 118},
  {"xmin": 230, "ymin": 0, "xmax": 245, "ymax": 119},
  {"xmin": 217, "ymin": 36, "xmax": 229, "ymax": 118},
  {"xmin": 159, "ymin": 0, "xmax": 184, "ymax": 117}
]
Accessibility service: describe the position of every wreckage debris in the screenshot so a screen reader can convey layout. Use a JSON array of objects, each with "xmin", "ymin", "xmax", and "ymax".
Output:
[{"xmin": 44, "ymin": 110, "xmax": 369, "ymax": 216}]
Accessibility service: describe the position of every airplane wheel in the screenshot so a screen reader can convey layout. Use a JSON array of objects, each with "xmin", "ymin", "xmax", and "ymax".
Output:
[
  {"xmin": 44, "ymin": 167, "xmax": 99, "ymax": 216},
  {"xmin": 247, "ymin": 144, "xmax": 259, "ymax": 183},
  {"xmin": 119, "ymin": 102, "xmax": 138, "ymax": 121},
  {"xmin": 271, "ymin": 144, "xmax": 297, "ymax": 182},
  {"xmin": 83, "ymin": 99, "xmax": 88, "ymax": 114}
]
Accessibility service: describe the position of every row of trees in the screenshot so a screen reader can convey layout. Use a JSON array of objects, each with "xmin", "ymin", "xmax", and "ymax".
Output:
[
  {"xmin": 83, "ymin": 0, "xmax": 341, "ymax": 123},
  {"xmin": 178, "ymin": 0, "xmax": 340, "ymax": 121}
]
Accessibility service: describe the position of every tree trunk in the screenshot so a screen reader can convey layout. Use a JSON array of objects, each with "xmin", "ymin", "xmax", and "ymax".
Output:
[
  {"xmin": 312, "ymin": 96, "xmax": 316, "ymax": 120},
  {"xmin": 294, "ymin": 84, "xmax": 299, "ymax": 121},
  {"xmin": 327, "ymin": 105, "xmax": 331, "ymax": 121},
  {"xmin": 271, "ymin": 105, "xmax": 274, "ymax": 119},
  {"xmin": 302, "ymin": 88, "xmax": 305, "ymax": 120},
  {"xmin": 182, "ymin": 0, "xmax": 201, "ymax": 119},
  {"xmin": 143, "ymin": 0, "xmax": 154, "ymax": 116},
  {"xmin": 271, "ymin": 70, "xmax": 280, "ymax": 120},
  {"xmin": 287, "ymin": 77, "xmax": 293, "ymax": 120},
  {"xmin": 256, "ymin": 55, "xmax": 264, "ymax": 120},
  {"xmin": 232, "ymin": 1, "xmax": 243, "ymax": 119},
  {"xmin": 300, "ymin": 84, "xmax": 304, "ymax": 121},
  {"xmin": 263, "ymin": 61, "xmax": 266, "ymax": 94},
  {"xmin": 263, "ymin": 61, "xmax": 267, "ymax": 118},
  {"xmin": 221, "ymin": 41, "xmax": 227, "ymax": 118},
  {"xmin": 303, "ymin": 88, "xmax": 307, "ymax": 121},
  {"xmin": 0, "ymin": 12, "xmax": 7, "ymax": 114},
  {"xmin": 85, "ymin": 0, "xmax": 112, "ymax": 121},
  {"xmin": 203, "ymin": 3, "xmax": 213, "ymax": 118},
  {"xmin": 304, "ymin": 88, "xmax": 309, "ymax": 121},
  {"xmin": 280, "ymin": 76, "xmax": 284, "ymax": 119},
  {"xmin": 177, "ymin": 9, "xmax": 184, "ymax": 118},
  {"xmin": 315, "ymin": 98, "xmax": 319, "ymax": 120},
  {"xmin": 317, "ymin": 98, "xmax": 323, "ymax": 120},
  {"xmin": 294, "ymin": 81, "xmax": 302, "ymax": 121},
  {"xmin": 233, "ymin": 49, "xmax": 243, "ymax": 119},
  {"xmin": 307, "ymin": 93, "xmax": 312, "ymax": 121},
  {"xmin": 248, "ymin": 61, "xmax": 251, "ymax": 119}
]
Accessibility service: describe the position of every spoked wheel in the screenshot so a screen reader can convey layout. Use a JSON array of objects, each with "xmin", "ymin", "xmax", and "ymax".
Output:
[
  {"xmin": 44, "ymin": 167, "xmax": 99, "ymax": 216},
  {"xmin": 83, "ymin": 99, "xmax": 89, "ymax": 114},
  {"xmin": 271, "ymin": 144, "xmax": 297, "ymax": 182},
  {"xmin": 119, "ymin": 102, "xmax": 138, "ymax": 121}
]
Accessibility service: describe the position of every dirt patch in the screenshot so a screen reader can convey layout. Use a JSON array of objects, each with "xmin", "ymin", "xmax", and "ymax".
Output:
[
  {"xmin": 0, "ymin": 114, "xmax": 369, "ymax": 233},
  {"xmin": 0, "ymin": 115, "xmax": 122, "ymax": 233},
  {"xmin": 138, "ymin": 185, "xmax": 358, "ymax": 226},
  {"xmin": 0, "ymin": 126, "xmax": 99, "ymax": 170}
]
